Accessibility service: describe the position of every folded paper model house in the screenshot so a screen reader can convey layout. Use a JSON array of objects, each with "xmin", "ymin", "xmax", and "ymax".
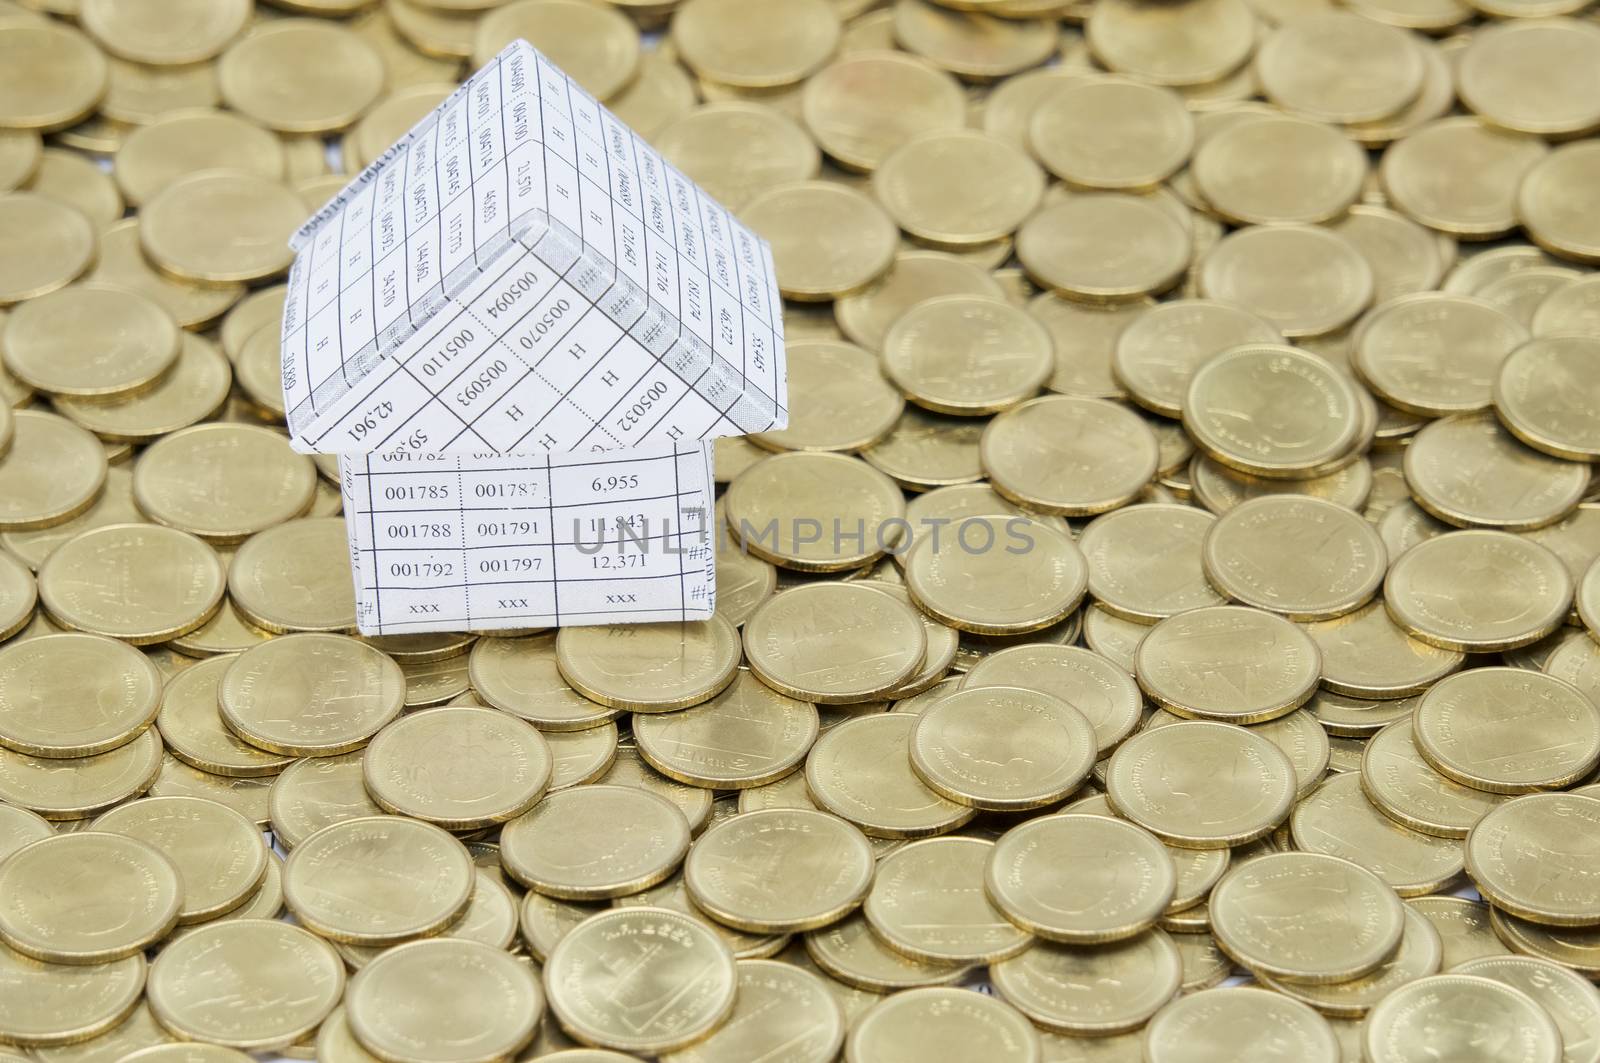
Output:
[{"xmin": 278, "ymin": 39, "xmax": 788, "ymax": 635}]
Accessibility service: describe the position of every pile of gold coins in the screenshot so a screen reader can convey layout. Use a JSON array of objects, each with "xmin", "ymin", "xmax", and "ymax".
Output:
[{"xmin": 3, "ymin": 0, "xmax": 1600, "ymax": 1061}]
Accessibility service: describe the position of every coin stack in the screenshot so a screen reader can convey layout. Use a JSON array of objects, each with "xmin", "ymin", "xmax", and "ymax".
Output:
[{"xmin": 4, "ymin": 0, "xmax": 1600, "ymax": 1062}]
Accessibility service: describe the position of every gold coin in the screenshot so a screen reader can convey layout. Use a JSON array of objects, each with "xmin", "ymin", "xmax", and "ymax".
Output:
[
  {"xmin": 79, "ymin": 0, "xmax": 246, "ymax": 65},
  {"xmin": 1076, "ymin": 503, "xmax": 1227, "ymax": 622},
  {"xmin": 1381, "ymin": 117, "xmax": 1548, "ymax": 241},
  {"xmin": 97, "ymin": 47, "xmax": 220, "ymax": 124},
  {"xmin": 1067, "ymin": 792, "xmax": 1231, "ymax": 920},
  {"xmin": 905, "ymin": 514, "xmax": 1086, "ymax": 635},
  {"xmin": 1198, "ymin": 226, "xmax": 1373, "ymax": 339},
  {"xmin": 316, "ymin": 1007, "xmax": 382, "ymax": 1063},
  {"xmin": 1495, "ymin": 336, "xmax": 1600, "ymax": 462},
  {"xmin": 92, "ymin": 795, "xmax": 266, "ymax": 924},
  {"xmin": 500, "ymin": 784, "xmax": 689, "ymax": 900},
  {"xmin": 891, "ymin": 0, "xmax": 1058, "ymax": 81},
  {"xmin": 834, "ymin": 251, "xmax": 1004, "ymax": 353},
  {"xmin": 144, "ymin": 753, "xmax": 273, "ymax": 827},
  {"xmin": 0, "ymin": 632, "xmax": 160, "ymax": 758},
  {"xmin": 27, "ymin": 1001, "xmax": 175, "ymax": 1063},
  {"xmin": 656, "ymin": 102, "xmax": 819, "ymax": 212},
  {"xmin": 468, "ymin": 633, "xmax": 621, "ymax": 731},
  {"xmin": 1190, "ymin": 453, "xmax": 1374, "ymax": 517},
  {"xmin": 986, "ymin": 813, "xmax": 1175, "ymax": 943},
  {"xmin": 874, "ymin": 130, "xmax": 1044, "ymax": 248},
  {"xmin": 1583, "ymin": 560, "xmax": 1600, "ymax": 641},
  {"xmin": 474, "ymin": 0, "xmax": 639, "ymax": 97},
  {"xmin": 1414, "ymin": 668, "xmax": 1600, "ymax": 794},
  {"xmin": 1302, "ymin": 600, "xmax": 1464, "ymax": 701},
  {"xmin": 138, "ymin": 170, "xmax": 304, "ymax": 285},
  {"xmin": 864, "ymin": 836, "xmax": 1032, "ymax": 964},
  {"xmin": 753, "ymin": 341, "xmax": 903, "ymax": 452},
  {"xmin": 0, "ymin": 20, "xmax": 106, "ymax": 132},
  {"xmin": 1332, "ymin": 204, "xmax": 1453, "ymax": 303},
  {"xmin": 362, "ymin": 707, "xmax": 551, "ymax": 829},
  {"xmin": 285, "ymin": 815, "xmax": 474, "ymax": 943},
  {"xmin": 1142, "ymin": 706, "xmax": 1328, "ymax": 800},
  {"xmin": 1191, "ymin": 114, "xmax": 1365, "ymax": 227},
  {"xmin": 743, "ymin": 181, "xmax": 897, "ymax": 301},
  {"xmin": 801, "ymin": 51, "xmax": 965, "ymax": 173},
  {"xmin": 684, "ymin": 807, "xmax": 874, "ymax": 933},
  {"xmin": 1407, "ymin": 896, "xmax": 1509, "ymax": 970},
  {"xmin": 1289, "ymin": 773, "xmax": 1463, "ymax": 897},
  {"xmin": 113, "ymin": 109, "xmax": 285, "ymax": 207},
  {"xmin": 632, "ymin": 669, "xmax": 818, "ymax": 789},
  {"xmin": 1106, "ymin": 720, "xmax": 1296, "ymax": 849},
  {"xmin": 1383, "ymin": 530, "xmax": 1572, "ymax": 652},
  {"xmin": 804, "ymin": 713, "xmax": 974, "ymax": 838},
  {"xmin": 21, "ymin": 147, "xmax": 120, "ymax": 227},
  {"xmin": 1454, "ymin": 955, "xmax": 1600, "ymax": 1063},
  {"xmin": 1030, "ymin": 76, "xmax": 1191, "ymax": 192},
  {"xmin": 597, "ymin": 745, "xmax": 715, "ymax": 835},
  {"xmin": 673, "ymin": 0, "xmax": 839, "ymax": 89},
  {"xmin": 1110, "ymin": 299, "xmax": 1283, "ymax": 418},
  {"xmin": 982, "ymin": 395, "xmax": 1159, "ymax": 514},
  {"xmin": 713, "ymin": 538, "xmax": 776, "ymax": 629},
  {"xmin": 659, "ymin": 958, "xmax": 844, "ymax": 1063},
  {"xmin": 608, "ymin": 47, "xmax": 695, "ymax": 140},
  {"xmin": 121, "ymin": 1047, "xmax": 253, "ymax": 1063},
  {"xmin": 1457, "ymin": 17, "xmax": 1600, "ymax": 139},
  {"xmin": 519, "ymin": 892, "xmax": 604, "ymax": 964},
  {"xmin": 267, "ymin": 751, "xmax": 382, "ymax": 849},
  {"xmin": 1256, "ymin": 11, "xmax": 1422, "ymax": 123},
  {"xmin": 0, "ymin": 128, "xmax": 40, "ymax": 192},
  {"xmin": 0, "ymin": 943, "xmax": 145, "ymax": 1049},
  {"xmin": 613, "ymin": 873, "xmax": 787, "ymax": 960},
  {"xmin": 0, "ymin": 832, "xmax": 180, "ymax": 964},
  {"xmin": 962, "ymin": 643, "xmax": 1144, "ymax": 757},
  {"xmin": 0, "ymin": 727, "xmax": 161, "ymax": 821},
  {"xmin": 0, "ymin": 801, "xmax": 50, "ymax": 862},
  {"xmin": 147, "ymin": 920, "xmax": 343, "ymax": 1051},
  {"xmin": 220, "ymin": 633, "xmax": 404, "ymax": 756},
  {"xmin": 226, "ymin": 517, "xmax": 355, "ymax": 634},
  {"xmin": 858, "ymin": 579, "xmax": 958, "ymax": 698},
  {"xmin": 725, "ymin": 451, "xmax": 906, "ymax": 571},
  {"xmin": 845, "ymin": 986, "xmax": 1039, "ymax": 1063},
  {"xmin": 555, "ymin": 616, "xmax": 741, "ymax": 712},
  {"xmin": 133, "ymin": 423, "xmax": 317, "ymax": 542},
  {"xmin": 1492, "ymin": 906, "xmax": 1600, "ymax": 979},
  {"xmin": 53, "ymin": 334, "xmax": 232, "ymax": 444},
  {"xmin": 803, "ymin": 911, "xmax": 966, "ymax": 991},
  {"xmin": 1026, "ymin": 292, "xmax": 1146, "ymax": 401},
  {"xmin": 346, "ymin": 939, "xmax": 543, "ymax": 1063},
  {"xmin": 1085, "ymin": 0, "xmax": 1256, "ymax": 88},
  {"xmin": 909, "ymin": 685, "xmax": 1096, "ymax": 810},
  {"xmin": 1327, "ymin": 734, "xmax": 1367, "ymax": 774},
  {"xmin": 1466, "ymin": 792, "xmax": 1600, "ymax": 926},
  {"xmin": 38, "ymin": 524, "xmax": 224, "ymax": 645},
  {"xmin": 744, "ymin": 583, "xmax": 925, "ymax": 702},
  {"xmin": 1016, "ymin": 194, "xmax": 1190, "ymax": 302},
  {"xmin": 1362, "ymin": 973, "xmax": 1561, "ymax": 1063},
  {"xmin": 545, "ymin": 907, "xmax": 738, "ymax": 1054},
  {"xmin": 881, "ymin": 295, "xmax": 1052, "ymax": 414},
  {"xmin": 1200, "ymin": 496, "xmax": 1385, "ymax": 619},
  {"xmin": 83, "ymin": 220, "xmax": 243, "ymax": 330},
  {"xmin": 1211, "ymin": 852, "xmax": 1404, "ymax": 984},
  {"xmin": 1519, "ymin": 143, "xmax": 1600, "ymax": 267},
  {"xmin": 219, "ymin": 286, "xmax": 287, "ymax": 363},
  {"xmin": 219, "ymin": 19, "xmax": 385, "ymax": 133},
  {"xmin": 1359, "ymin": 719, "xmax": 1507, "ymax": 840},
  {"xmin": 1134, "ymin": 605, "xmax": 1320, "ymax": 723},
  {"xmin": 3, "ymin": 285, "xmax": 178, "ymax": 400},
  {"xmin": 1404, "ymin": 413, "xmax": 1587, "ymax": 531},
  {"xmin": 991, "ymin": 929, "xmax": 1182, "ymax": 1035},
  {"xmin": 1259, "ymin": 906, "xmax": 1442, "ymax": 1021}
]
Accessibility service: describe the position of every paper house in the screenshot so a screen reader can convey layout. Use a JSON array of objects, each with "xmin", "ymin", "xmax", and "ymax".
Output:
[{"xmin": 278, "ymin": 39, "xmax": 787, "ymax": 635}]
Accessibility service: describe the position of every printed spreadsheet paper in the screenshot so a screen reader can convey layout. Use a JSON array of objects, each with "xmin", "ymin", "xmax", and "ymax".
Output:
[{"xmin": 277, "ymin": 38, "xmax": 787, "ymax": 635}]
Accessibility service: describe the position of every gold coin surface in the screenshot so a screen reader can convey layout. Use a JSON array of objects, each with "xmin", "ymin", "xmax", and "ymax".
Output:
[
  {"xmin": 2, "ymin": 285, "xmax": 179, "ymax": 400},
  {"xmin": 962, "ymin": 643, "xmax": 1144, "ymax": 757},
  {"xmin": 909, "ymin": 685, "xmax": 1096, "ymax": 810},
  {"xmin": 83, "ymin": 220, "xmax": 243, "ymax": 331},
  {"xmin": 0, "ymin": 802, "xmax": 50, "ymax": 862},
  {"xmin": 1210, "ymin": 852, "xmax": 1404, "ymax": 984},
  {"xmin": 1361, "ymin": 973, "xmax": 1561, "ymax": 1063},
  {"xmin": 1411, "ymin": 897, "xmax": 1510, "ymax": 972},
  {"xmin": 631, "ymin": 669, "xmax": 818, "ymax": 789},
  {"xmin": 1016, "ymin": 194, "xmax": 1190, "ymax": 303},
  {"xmin": 881, "ymin": 295, "xmax": 1052, "ymax": 415},
  {"xmin": 743, "ymin": 583, "xmax": 925, "ymax": 703},
  {"xmin": 991, "ymin": 929, "xmax": 1182, "ymax": 1035},
  {"xmin": 1414, "ymin": 668, "xmax": 1600, "ymax": 794},
  {"xmin": 284, "ymin": 816, "xmax": 474, "ymax": 944},
  {"xmin": 656, "ymin": 102, "xmax": 819, "ymax": 212},
  {"xmin": 1191, "ymin": 114, "xmax": 1365, "ymax": 227},
  {"xmin": 138, "ymin": 171, "xmax": 304, "ymax": 285},
  {"xmin": 1302, "ymin": 599, "xmax": 1464, "ymax": 701},
  {"xmin": 1495, "ymin": 335, "xmax": 1600, "ymax": 463},
  {"xmin": 981, "ymin": 395, "xmax": 1159, "ymax": 515},
  {"xmin": 1085, "ymin": 0, "xmax": 1255, "ymax": 87},
  {"xmin": 845, "ymin": 986, "xmax": 1040, "ymax": 1063},
  {"xmin": 1256, "ymin": 11, "xmax": 1422, "ymax": 123},
  {"xmin": 267, "ymin": 751, "xmax": 382, "ymax": 850},
  {"xmin": 659, "ymin": 957, "xmax": 845, "ymax": 1063},
  {"xmin": 725, "ymin": 451, "xmax": 906, "ymax": 571},
  {"xmin": 0, "ymin": 832, "xmax": 180, "ymax": 964},
  {"xmin": 1289, "ymin": 772, "xmax": 1463, "ymax": 898},
  {"xmin": 79, "ymin": 0, "xmax": 247, "ymax": 65},
  {"xmin": 473, "ymin": 0, "xmax": 639, "ymax": 98},
  {"xmin": 597, "ymin": 745, "xmax": 715, "ymax": 836},
  {"xmin": 1457, "ymin": 17, "xmax": 1600, "ymax": 139},
  {"xmin": 684, "ymin": 807, "xmax": 874, "ymax": 933},
  {"xmin": 672, "ymin": 0, "xmax": 839, "ymax": 89},
  {"xmin": 804, "ymin": 910, "xmax": 967, "ymax": 991},
  {"xmin": 38, "ymin": 524, "xmax": 224, "ymax": 645},
  {"xmin": 905, "ymin": 515, "xmax": 1087, "ymax": 635},
  {"xmin": 147, "ymin": 919, "xmax": 343, "ymax": 1051},
  {"xmin": 362, "ymin": 707, "xmax": 552, "ymax": 829},
  {"xmin": 499, "ymin": 784, "xmax": 689, "ymax": 900},
  {"xmin": 226, "ymin": 517, "xmax": 356, "ymax": 634},
  {"xmin": 1518, "ymin": 141, "xmax": 1600, "ymax": 266},
  {"xmin": 864, "ymin": 836, "xmax": 1032, "ymax": 965},
  {"xmin": 1105, "ymin": 720, "xmax": 1297, "ymax": 849},
  {"xmin": 0, "ymin": 632, "xmax": 161, "ymax": 758},
  {"xmin": 53, "ymin": 333, "xmax": 232, "ymax": 444},
  {"xmin": 0, "ymin": 942, "xmax": 145, "ymax": 1049},
  {"xmin": 985, "ymin": 813, "xmax": 1175, "ymax": 943},
  {"xmin": 0, "ymin": 193, "xmax": 96, "ymax": 307},
  {"xmin": 219, "ymin": 19, "xmax": 385, "ymax": 133},
  {"xmin": 753, "ymin": 340, "xmax": 903, "ymax": 452},
  {"xmin": 1466, "ymin": 792, "xmax": 1600, "ymax": 927},
  {"xmin": 0, "ymin": 20, "xmax": 106, "ymax": 133},
  {"xmin": 1383, "ymin": 530, "xmax": 1573, "ymax": 653},
  {"xmin": 1134, "ymin": 605, "xmax": 1320, "ymax": 723},
  {"xmin": 0, "ymin": 727, "xmax": 162, "ymax": 821},
  {"xmin": 892, "ymin": 0, "xmax": 1058, "ymax": 81},
  {"xmin": 1027, "ymin": 292, "xmax": 1148, "ymax": 401},
  {"xmin": 804, "ymin": 713, "xmax": 974, "ymax": 838},
  {"xmin": 346, "ymin": 939, "xmax": 543, "ymax": 1063},
  {"xmin": 1198, "ymin": 226, "xmax": 1373, "ymax": 339},
  {"xmin": 1454, "ymin": 954, "xmax": 1600, "ymax": 1063},
  {"xmin": 834, "ymin": 250, "xmax": 1004, "ymax": 353},
  {"xmin": 801, "ymin": 51, "xmax": 965, "ymax": 173},
  {"xmin": 219, "ymin": 634, "xmax": 404, "ymax": 756},
  {"xmin": 1258, "ymin": 905, "xmax": 1441, "ymax": 1021},
  {"xmin": 88, "ymin": 794, "xmax": 263, "ymax": 928},
  {"xmin": 1359, "ymin": 719, "xmax": 1506, "ymax": 840},
  {"xmin": 1404, "ymin": 413, "xmax": 1587, "ymax": 531},
  {"xmin": 133, "ymin": 423, "xmax": 316, "ymax": 543},
  {"xmin": 1030, "ymin": 76, "xmax": 1191, "ymax": 192},
  {"xmin": 1201, "ymin": 496, "xmax": 1385, "ymax": 620},
  {"xmin": 113, "ymin": 109, "xmax": 286, "ymax": 207},
  {"xmin": 1381, "ymin": 117, "xmax": 1548, "ymax": 241},
  {"xmin": 873, "ymin": 130, "xmax": 1044, "ymax": 248},
  {"xmin": 743, "ymin": 181, "xmax": 897, "ymax": 301},
  {"xmin": 468, "ymin": 633, "xmax": 621, "ymax": 732},
  {"xmin": 1111, "ymin": 299, "xmax": 1283, "ymax": 418},
  {"xmin": 544, "ymin": 907, "xmax": 738, "ymax": 1055},
  {"xmin": 555, "ymin": 616, "xmax": 740, "ymax": 712}
]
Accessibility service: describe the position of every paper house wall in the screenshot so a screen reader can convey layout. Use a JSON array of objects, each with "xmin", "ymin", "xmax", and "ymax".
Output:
[{"xmin": 278, "ymin": 39, "xmax": 788, "ymax": 635}]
